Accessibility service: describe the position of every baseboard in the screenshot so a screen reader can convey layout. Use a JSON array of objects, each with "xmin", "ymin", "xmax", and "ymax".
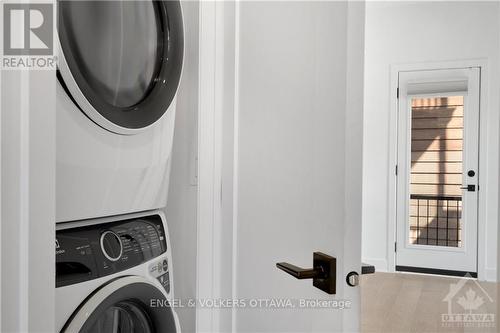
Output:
[{"xmin": 362, "ymin": 258, "xmax": 387, "ymax": 272}]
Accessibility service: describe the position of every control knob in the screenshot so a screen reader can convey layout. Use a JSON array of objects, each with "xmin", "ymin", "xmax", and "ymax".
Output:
[{"xmin": 100, "ymin": 231, "xmax": 123, "ymax": 262}]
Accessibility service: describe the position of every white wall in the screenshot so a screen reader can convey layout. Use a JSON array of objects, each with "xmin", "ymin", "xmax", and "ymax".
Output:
[
  {"xmin": 165, "ymin": 1, "xmax": 199, "ymax": 332},
  {"xmin": 362, "ymin": 1, "xmax": 500, "ymax": 281}
]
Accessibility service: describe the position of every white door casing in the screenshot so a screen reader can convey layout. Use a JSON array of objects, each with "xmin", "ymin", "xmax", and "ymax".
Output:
[{"xmin": 396, "ymin": 68, "xmax": 480, "ymax": 273}]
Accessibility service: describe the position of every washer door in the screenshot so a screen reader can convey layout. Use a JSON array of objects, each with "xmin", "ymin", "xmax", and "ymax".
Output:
[
  {"xmin": 57, "ymin": 0, "xmax": 184, "ymax": 135},
  {"xmin": 62, "ymin": 276, "xmax": 178, "ymax": 333}
]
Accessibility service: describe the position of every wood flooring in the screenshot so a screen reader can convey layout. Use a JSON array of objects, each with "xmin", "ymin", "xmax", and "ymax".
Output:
[{"xmin": 361, "ymin": 272, "xmax": 499, "ymax": 333}]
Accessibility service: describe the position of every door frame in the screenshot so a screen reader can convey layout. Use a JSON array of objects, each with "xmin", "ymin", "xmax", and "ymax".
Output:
[
  {"xmin": 387, "ymin": 59, "xmax": 497, "ymax": 281},
  {"xmin": 395, "ymin": 68, "xmax": 480, "ymax": 274},
  {"xmin": 196, "ymin": 1, "xmax": 236, "ymax": 332},
  {"xmin": 0, "ymin": 51, "xmax": 56, "ymax": 331}
]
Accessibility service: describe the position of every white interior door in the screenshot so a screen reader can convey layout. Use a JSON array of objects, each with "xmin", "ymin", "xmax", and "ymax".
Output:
[
  {"xmin": 231, "ymin": 1, "xmax": 365, "ymax": 332},
  {"xmin": 396, "ymin": 68, "xmax": 480, "ymax": 275}
]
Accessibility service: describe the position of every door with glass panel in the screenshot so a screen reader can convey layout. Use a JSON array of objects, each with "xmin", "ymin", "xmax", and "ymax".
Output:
[{"xmin": 396, "ymin": 68, "xmax": 480, "ymax": 275}]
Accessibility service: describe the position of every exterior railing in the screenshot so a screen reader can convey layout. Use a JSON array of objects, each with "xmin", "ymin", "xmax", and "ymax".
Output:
[{"xmin": 409, "ymin": 194, "xmax": 462, "ymax": 247}]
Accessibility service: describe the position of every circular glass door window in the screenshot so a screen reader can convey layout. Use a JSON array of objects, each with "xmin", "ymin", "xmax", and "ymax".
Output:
[
  {"xmin": 58, "ymin": 0, "xmax": 184, "ymax": 133},
  {"xmin": 63, "ymin": 278, "xmax": 178, "ymax": 332},
  {"xmin": 85, "ymin": 301, "xmax": 153, "ymax": 333}
]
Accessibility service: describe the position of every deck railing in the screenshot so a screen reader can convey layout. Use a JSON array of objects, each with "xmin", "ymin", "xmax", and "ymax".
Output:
[{"xmin": 409, "ymin": 194, "xmax": 462, "ymax": 247}]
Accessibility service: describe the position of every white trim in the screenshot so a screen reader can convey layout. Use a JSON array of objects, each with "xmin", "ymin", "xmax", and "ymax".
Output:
[
  {"xmin": 1, "ymin": 3, "xmax": 56, "ymax": 331},
  {"xmin": 211, "ymin": 1, "xmax": 225, "ymax": 331},
  {"xmin": 388, "ymin": 59, "xmax": 497, "ymax": 280},
  {"xmin": 19, "ymin": 66, "xmax": 30, "ymax": 333},
  {"xmin": 195, "ymin": 1, "xmax": 224, "ymax": 331},
  {"xmin": 396, "ymin": 68, "xmax": 479, "ymax": 272},
  {"xmin": 0, "ymin": 22, "xmax": 2, "ymax": 330},
  {"xmin": 387, "ymin": 66, "xmax": 399, "ymax": 273},
  {"xmin": 1, "ymin": 64, "xmax": 56, "ymax": 332},
  {"xmin": 196, "ymin": 1, "xmax": 239, "ymax": 331},
  {"xmin": 231, "ymin": 1, "xmax": 240, "ymax": 332}
]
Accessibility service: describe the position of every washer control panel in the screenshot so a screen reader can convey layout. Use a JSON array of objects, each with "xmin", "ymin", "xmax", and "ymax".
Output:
[{"xmin": 56, "ymin": 214, "xmax": 167, "ymax": 288}]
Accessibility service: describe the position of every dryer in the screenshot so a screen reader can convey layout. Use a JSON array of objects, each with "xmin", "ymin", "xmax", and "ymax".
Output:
[
  {"xmin": 56, "ymin": 0, "xmax": 184, "ymax": 222},
  {"xmin": 56, "ymin": 211, "xmax": 180, "ymax": 332}
]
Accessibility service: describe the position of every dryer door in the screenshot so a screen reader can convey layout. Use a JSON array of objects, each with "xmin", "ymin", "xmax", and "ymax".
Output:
[
  {"xmin": 62, "ymin": 276, "xmax": 179, "ymax": 333},
  {"xmin": 57, "ymin": 0, "xmax": 184, "ymax": 134}
]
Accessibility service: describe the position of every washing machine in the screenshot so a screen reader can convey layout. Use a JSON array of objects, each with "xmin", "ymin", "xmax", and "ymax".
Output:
[
  {"xmin": 56, "ymin": 210, "xmax": 180, "ymax": 332},
  {"xmin": 56, "ymin": 0, "xmax": 184, "ymax": 222}
]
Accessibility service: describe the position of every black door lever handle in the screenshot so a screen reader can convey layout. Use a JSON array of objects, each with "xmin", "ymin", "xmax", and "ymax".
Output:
[
  {"xmin": 276, "ymin": 252, "xmax": 336, "ymax": 294},
  {"xmin": 276, "ymin": 262, "xmax": 325, "ymax": 279},
  {"xmin": 460, "ymin": 184, "xmax": 476, "ymax": 192}
]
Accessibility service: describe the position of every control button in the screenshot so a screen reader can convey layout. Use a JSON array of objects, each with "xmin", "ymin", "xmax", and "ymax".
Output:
[
  {"xmin": 100, "ymin": 231, "xmax": 123, "ymax": 262},
  {"xmin": 163, "ymin": 259, "xmax": 168, "ymax": 272}
]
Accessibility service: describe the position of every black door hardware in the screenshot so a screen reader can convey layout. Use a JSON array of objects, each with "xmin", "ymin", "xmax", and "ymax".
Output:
[
  {"xmin": 460, "ymin": 184, "xmax": 476, "ymax": 192},
  {"xmin": 346, "ymin": 271, "xmax": 359, "ymax": 287},
  {"xmin": 276, "ymin": 252, "xmax": 336, "ymax": 294},
  {"xmin": 361, "ymin": 263, "xmax": 375, "ymax": 275},
  {"xmin": 467, "ymin": 170, "xmax": 475, "ymax": 177}
]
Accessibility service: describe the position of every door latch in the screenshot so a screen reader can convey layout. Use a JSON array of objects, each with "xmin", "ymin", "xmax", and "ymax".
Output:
[
  {"xmin": 276, "ymin": 252, "xmax": 336, "ymax": 294},
  {"xmin": 346, "ymin": 271, "xmax": 359, "ymax": 287}
]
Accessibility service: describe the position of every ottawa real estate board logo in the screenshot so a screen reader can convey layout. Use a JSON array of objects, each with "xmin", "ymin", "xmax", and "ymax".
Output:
[
  {"xmin": 441, "ymin": 275, "xmax": 495, "ymax": 329},
  {"xmin": 2, "ymin": 3, "xmax": 56, "ymax": 69}
]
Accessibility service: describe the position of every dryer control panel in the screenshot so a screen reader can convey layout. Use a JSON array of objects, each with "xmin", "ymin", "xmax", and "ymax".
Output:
[{"xmin": 56, "ymin": 214, "xmax": 167, "ymax": 288}]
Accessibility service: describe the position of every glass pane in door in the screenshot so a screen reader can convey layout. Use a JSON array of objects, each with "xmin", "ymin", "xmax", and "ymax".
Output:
[{"xmin": 409, "ymin": 96, "xmax": 463, "ymax": 247}]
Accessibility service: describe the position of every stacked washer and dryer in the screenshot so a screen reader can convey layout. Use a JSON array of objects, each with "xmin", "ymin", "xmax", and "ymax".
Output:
[{"xmin": 55, "ymin": 1, "xmax": 184, "ymax": 332}]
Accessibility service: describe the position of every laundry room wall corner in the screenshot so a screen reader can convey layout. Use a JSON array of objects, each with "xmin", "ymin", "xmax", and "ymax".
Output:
[
  {"xmin": 1, "ymin": 58, "xmax": 56, "ymax": 331},
  {"xmin": 165, "ymin": 1, "xmax": 200, "ymax": 332}
]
